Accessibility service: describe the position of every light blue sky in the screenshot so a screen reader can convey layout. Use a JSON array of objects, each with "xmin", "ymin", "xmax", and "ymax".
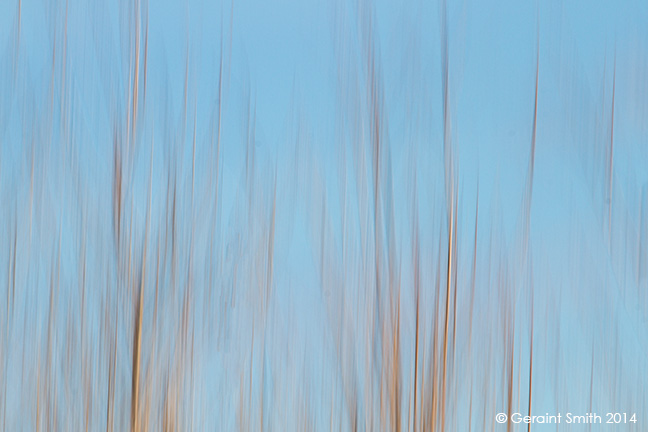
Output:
[{"xmin": 1, "ymin": 0, "xmax": 647, "ymax": 430}]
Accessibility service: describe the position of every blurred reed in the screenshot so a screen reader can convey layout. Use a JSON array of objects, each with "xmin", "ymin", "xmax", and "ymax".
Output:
[{"xmin": 0, "ymin": 0, "xmax": 646, "ymax": 431}]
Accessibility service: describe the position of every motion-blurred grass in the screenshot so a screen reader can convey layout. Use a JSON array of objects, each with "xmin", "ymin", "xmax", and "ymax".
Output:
[{"xmin": 0, "ymin": 0, "xmax": 647, "ymax": 430}]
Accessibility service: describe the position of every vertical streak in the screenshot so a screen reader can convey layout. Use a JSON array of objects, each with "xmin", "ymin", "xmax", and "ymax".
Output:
[
  {"xmin": 608, "ymin": 54, "xmax": 616, "ymax": 238},
  {"xmin": 527, "ymin": 306, "xmax": 534, "ymax": 432}
]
